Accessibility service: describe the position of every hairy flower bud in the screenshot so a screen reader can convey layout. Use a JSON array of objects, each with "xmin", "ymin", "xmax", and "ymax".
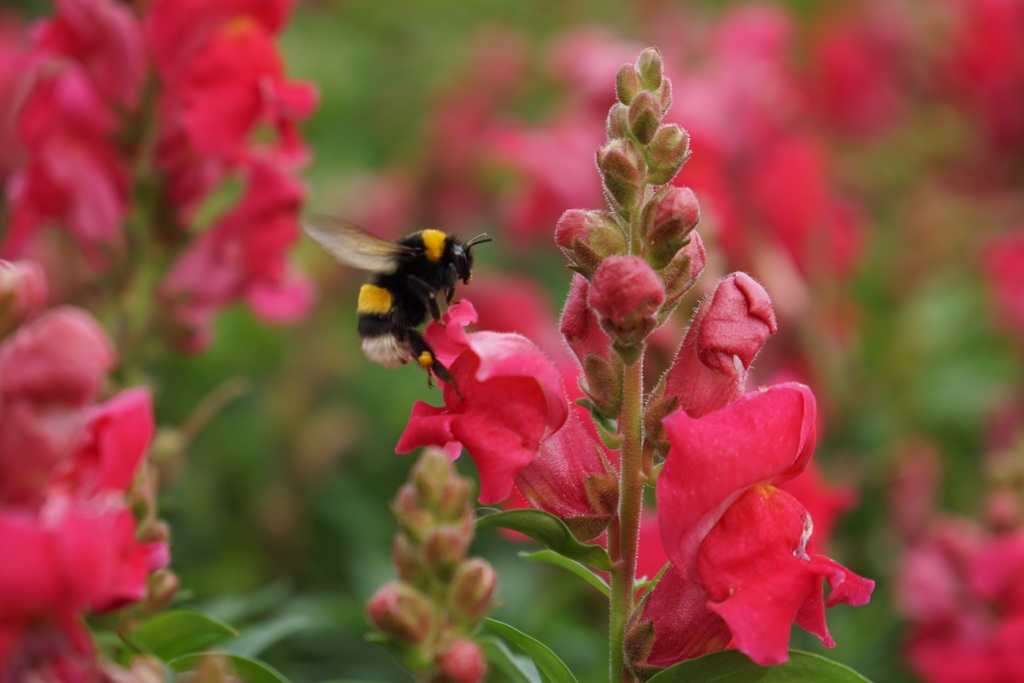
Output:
[
  {"xmin": 392, "ymin": 484, "xmax": 434, "ymax": 543},
  {"xmin": 628, "ymin": 91, "xmax": 662, "ymax": 145},
  {"xmin": 0, "ymin": 260, "xmax": 47, "ymax": 338},
  {"xmin": 660, "ymin": 232, "xmax": 707, "ymax": 320},
  {"xmin": 555, "ymin": 210, "xmax": 626, "ymax": 278},
  {"xmin": 641, "ymin": 187, "xmax": 700, "ymax": 268},
  {"xmin": 433, "ymin": 639, "xmax": 487, "ymax": 683},
  {"xmin": 392, "ymin": 532, "xmax": 427, "ymax": 586},
  {"xmin": 448, "ymin": 558, "xmax": 497, "ymax": 625},
  {"xmin": 644, "ymin": 124, "xmax": 690, "ymax": 186},
  {"xmin": 423, "ymin": 522, "xmax": 473, "ymax": 579},
  {"xmin": 636, "ymin": 47, "xmax": 664, "ymax": 91},
  {"xmin": 412, "ymin": 448, "xmax": 454, "ymax": 510},
  {"xmin": 589, "ymin": 256, "xmax": 664, "ymax": 362},
  {"xmin": 607, "ymin": 102, "xmax": 631, "ymax": 139},
  {"xmin": 597, "ymin": 140, "xmax": 645, "ymax": 211},
  {"xmin": 367, "ymin": 582, "xmax": 436, "ymax": 646},
  {"xmin": 560, "ymin": 274, "xmax": 613, "ymax": 366},
  {"xmin": 616, "ymin": 63, "xmax": 641, "ymax": 105}
]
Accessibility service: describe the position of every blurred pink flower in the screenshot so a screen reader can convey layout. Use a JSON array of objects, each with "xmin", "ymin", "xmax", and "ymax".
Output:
[
  {"xmin": 33, "ymin": 0, "xmax": 145, "ymax": 108},
  {"xmin": 486, "ymin": 113, "xmax": 607, "ymax": 244},
  {"xmin": 0, "ymin": 13, "xmax": 29, "ymax": 182},
  {"xmin": 396, "ymin": 302, "xmax": 568, "ymax": 504},
  {"xmin": 0, "ymin": 259, "xmax": 48, "ymax": 336},
  {"xmin": 3, "ymin": 67, "xmax": 129, "ymax": 262},
  {"xmin": 898, "ymin": 520, "xmax": 1024, "ymax": 683},
  {"xmin": 981, "ymin": 227, "xmax": 1024, "ymax": 341},
  {"xmin": 161, "ymin": 157, "xmax": 312, "ymax": 350},
  {"xmin": 653, "ymin": 383, "xmax": 873, "ymax": 666},
  {"xmin": 164, "ymin": 15, "xmax": 316, "ymax": 161}
]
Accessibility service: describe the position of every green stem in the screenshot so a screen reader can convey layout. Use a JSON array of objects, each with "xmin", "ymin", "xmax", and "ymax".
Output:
[{"xmin": 609, "ymin": 357, "xmax": 645, "ymax": 682}]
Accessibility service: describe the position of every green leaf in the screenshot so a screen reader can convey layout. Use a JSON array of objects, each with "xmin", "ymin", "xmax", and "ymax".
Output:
[
  {"xmin": 169, "ymin": 653, "xmax": 291, "ymax": 683},
  {"xmin": 128, "ymin": 609, "xmax": 237, "ymax": 662},
  {"xmin": 484, "ymin": 618, "xmax": 579, "ymax": 683},
  {"xmin": 476, "ymin": 509, "xmax": 612, "ymax": 570},
  {"xmin": 479, "ymin": 636, "xmax": 541, "ymax": 683},
  {"xmin": 518, "ymin": 550, "xmax": 610, "ymax": 597},
  {"xmin": 646, "ymin": 650, "xmax": 874, "ymax": 683}
]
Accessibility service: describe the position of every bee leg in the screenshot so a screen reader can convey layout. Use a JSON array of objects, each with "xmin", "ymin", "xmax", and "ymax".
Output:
[
  {"xmin": 408, "ymin": 329, "xmax": 461, "ymax": 397},
  {"xmin": 408, "ymin": 275, "xmax": 443, "ymax": 322},
  {"xmin": 445, "ymin": 263, "xmax": 459, "ymax": 304}
]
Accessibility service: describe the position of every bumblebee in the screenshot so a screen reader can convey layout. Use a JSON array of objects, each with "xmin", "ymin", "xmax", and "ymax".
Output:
[{"xmin": 303, "ymin": 215, "xmax": 490, "ymax": 386}]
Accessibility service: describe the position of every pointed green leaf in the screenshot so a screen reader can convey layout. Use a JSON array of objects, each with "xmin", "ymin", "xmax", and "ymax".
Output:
[
  {"xmin": 646, "ymin": 650, "xmax": 873, "ymax": 683},
  {"xmin": 169, "ymin": 653, "xmax": 291, "ymax": 683},
  {"xmin": 519, "ymin": 550, "xmax": 610, "ymax": 597},
  {"xmin": 479, "ymin": 636, "xmax": 541, "ymax": 683},
  {"xmin": 476, "ymin": 509, "xmax": 612, "ymax": 570},
  {"xmin": 484, "ymin": 618, "xmax": 579, "ymax": 683},
  {"xmin": 128, "ymin": 609, "xmax": 237, "ymax": 662}
]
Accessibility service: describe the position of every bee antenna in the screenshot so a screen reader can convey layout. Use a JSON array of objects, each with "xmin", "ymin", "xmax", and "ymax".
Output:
[{"xmin": 466, "ymin": 233, "xmax": 492, "ymax": 250}]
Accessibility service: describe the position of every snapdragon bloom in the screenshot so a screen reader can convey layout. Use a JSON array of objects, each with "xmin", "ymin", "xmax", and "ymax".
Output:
[
  {"xmin": 396, "ymin": 302, "xmax": 568, "ymax": 504},
  {"xmin": 636, "ymin": 384, "xmax": 873, "ymax": 668},
  {"xmin": 0, "ymin": 295, "xmax": 166, "ymax": 675}
]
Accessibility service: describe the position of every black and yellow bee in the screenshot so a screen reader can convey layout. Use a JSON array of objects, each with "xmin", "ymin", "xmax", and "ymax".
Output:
[{"xmin": 303, "ymin": 215, "xmax": 490, "ymax": 386}]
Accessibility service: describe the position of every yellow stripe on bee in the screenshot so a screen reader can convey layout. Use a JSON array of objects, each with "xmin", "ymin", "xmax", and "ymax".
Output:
[
  {"xmin": 357, "ymin": 284, "xmax": 393, "ymax": 315},
  {"xmin": 420, "ymin": 229, "xmax": 447, "ymax": 262},
  {"xmin": 417, "ymin": 351, "xmax": 434, "ymax": 368}
]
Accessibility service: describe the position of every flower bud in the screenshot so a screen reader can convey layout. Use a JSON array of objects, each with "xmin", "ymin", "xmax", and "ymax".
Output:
[
  {"xmin": 367, "ymin": 582, "xmax": 436, "ymax": 646},
  {"xmin": 436, "ymin": 476, "xmax": 472, "ymax": 524},
  {"xmin": 644, "ymin": 124, "xmax": 690, "ymax": 186},
  {"xmin": 655, "ymin": 272, "xmax": 777, "ymax": 432},
  {"xmin": 589, "ymin": 256, "xmax": 664, "ymax": 362},
  {"xmin": 392, "ymin": 483, "xmax": 433, "ymax": 542},
  {"xmin": 660, "ymin": 231, "xmax": 707, "ymax": 318},
  {"xmin": 555, "ymin": 210, "xmax": 626, "ymax": 278},
  {"xmin": 596, "ymin": 140, "xmax": 645, "ymax": 211},
  {"xmin": 447, "ymin": 558, "xmax": 497, "ymax": 625},
  {"xmin": 641, "ymin": 187, "xmax": 700, "ymax": 268},
  {"xmin": 0, "ymin": 259, "xmax": 47, "ymax": 338},
  {"xmin": 412, "ymin": 447, "xmax": 454, "ymax": 510},
  {"xmin": 583, "ymin": 353, "xmax": 622, "ymax": 417},
  {"xmin": 560, "ymin": 275, "xmax": 613, "ymax": 367},
  {"xmin": 393, "ymin": 532, "xmax": 427, "ymax": 585},
  {"xmin": 516, "ymin": 411, "xmax": 618, "ymax": 541},
  {"xmin": 616, "ymin": 63, "xmax": 641, "ymax": 105},
  {"xmin": 143, "ymin": 569, "xmax": 180, "ymax": 614},
  {"xmin": 423, "ymin": 522, "xmax": 472, "ymax": 579},
  {"xmin": 433, "ymin": 639, "xmax": 487, "ymax": 683},
  {"xmin": 606, "ymin": 102, "xmax": 631, "ymax": 139},
  {"xmin": 628, "ymin": 91, "xmax": 662, "ymax": 145},
  {"xmin": 636, "ymin": 47, "xmax": 663, "ymax": 91}
]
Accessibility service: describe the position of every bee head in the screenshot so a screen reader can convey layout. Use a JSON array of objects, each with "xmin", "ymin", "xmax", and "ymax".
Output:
[{"xmin": 454, "ymin": 234, "xmax": 492, "ymax": 284}]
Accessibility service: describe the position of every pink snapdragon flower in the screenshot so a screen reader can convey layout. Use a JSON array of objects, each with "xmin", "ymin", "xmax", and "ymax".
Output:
[
  {"xmin": 0, "ymin": 293, "xmax": 165, "ymax": 675},
  {"xmin": 641, "ymin": 384, "xmax": 873, "ymax": 667},
  {"xmin": 981, "ymin": 227, "xmax": 1024, "ymax": 341},
  {"xmin": 396, "ymin": 302, "xmax": 568, "ymax": 504}
]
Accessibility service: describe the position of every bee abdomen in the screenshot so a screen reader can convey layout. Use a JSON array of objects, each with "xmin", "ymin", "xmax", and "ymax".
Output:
[
  {"xmin": 357, "ymin": 284, "xmax": 393, "ymax": 315},
  {"xmin": 360, "ymin": 332, "xmax": 411, "ymax": 367}
]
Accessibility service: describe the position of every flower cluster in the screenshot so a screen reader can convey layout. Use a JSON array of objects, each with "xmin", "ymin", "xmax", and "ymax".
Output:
[
  {"xmin": 368, "ymin": 449, "xmax": 495, "ymax": 683},
  {"xmin": 1, "ymin": 0, "xmax": 316, "ymax": 350},
  {"xmin": 0, "ymin": 260, "xmax": 167, "ymax": 679},
  {"xmin": 385, "ymin": 48, "xmax": 873, "ymax": 680}
]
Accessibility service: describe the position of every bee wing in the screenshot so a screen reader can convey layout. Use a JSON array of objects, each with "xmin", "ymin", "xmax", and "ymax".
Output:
[{"xmin": 303, "ymin": 215, "xmax": 415, "ymax": 274}]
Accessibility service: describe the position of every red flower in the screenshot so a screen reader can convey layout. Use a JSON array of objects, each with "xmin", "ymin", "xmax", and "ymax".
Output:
[
  {"xmin": 661, "ymin": 272, "xmax": 777, "ymax": 419},
  {"xmin": 654, "ymin": 383, "xmax": 873, "ymax": 665},
  {"xmin": 514, "ymin": 409, "xmax": 617, "ymax": 541},
  {"xmin": 166, "ymin": 15, "xmax": 316, "ymax": 160},
  {"xmin": 160, "ymin": 157, "xmax": 312, "ymax": 349},
  {"xmin": 982, "ymin": 227, "xmax": 1024, "ymax": 340},
  {"xmin": 396, "ymin": 302, "xmax": 568, "ymax": 504},
  {"xmin": 33, "ymin": 0, "xmax": 145, "ymax": 108},
  {"xmin": 3, "ymin": 67, "xmax": 129, "ymax": 262}
]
